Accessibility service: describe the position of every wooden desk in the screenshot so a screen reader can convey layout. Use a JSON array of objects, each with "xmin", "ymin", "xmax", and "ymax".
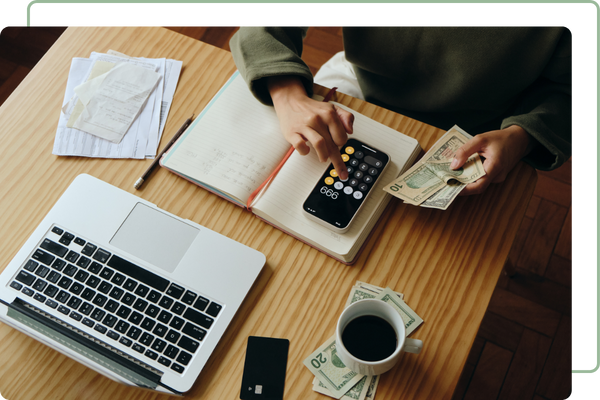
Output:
[{"xmin": 0, "ymin": 27, "xmax": 536, "ymax": 400}]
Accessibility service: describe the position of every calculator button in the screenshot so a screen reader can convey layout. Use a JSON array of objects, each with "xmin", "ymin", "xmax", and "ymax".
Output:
[
  {"xmin": 349, "ymin": 178, "xmax": 358, "ymax": 187},
  {"xmin": 354, "ymin": 151, "xmax": 364, "ymax": 159},
  {"xmin": 359, "ymin": 163, "xmax": 369, "ymax": 171},
  {"xmin": 359, "ymin": 183, "xmax": 369, "ymax": 191},
  {"xmin": 353, "ymin": 171, "xmax": 363, "ymax": 179},
  {"xmin": 345, "ymin": 146, "xmax": 354, "ymax": 154},
  {"xmin": 364, "ymin": 155, "xmax": 383, "ymax": 168},
  {"xmin": 346, "ymin": 166, "xmax": 354, "ymax": 174},
  {"xmin": 364, "ymin": 175, "xmax": 373, "ymax": 184},
  {"xmin": 343, "ymin": 186, "xmax": 353, "ymax": 195},
  {"xmin": 329, "ymin": 169, "xmax": 338, "ymax": 178},
  {"xmin": 368, "ymin": 168, "xmax": 379, "ymax": 176},
  {"xmin": 324, "ymin": 177, "xmax": 334, "ymax": 185},
  {"xmin": 349, "ymin": 159, "xmax": 359, "ymax": 167},
  {"xmin": 353, "ymin": 191, "xmax": 363, "ymax": 200},
  {"xmin": 334, "ymin": 182, "xmax": 343, "ymax": 190},
  {"xmin": 341, "ymin": 153, "xmax": 350, "ymax": 162}
]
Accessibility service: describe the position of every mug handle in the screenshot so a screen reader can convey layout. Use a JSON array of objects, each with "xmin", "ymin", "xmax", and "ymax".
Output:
[{"xmin": 403, "ymin": 338, "xmax": 423, "ymax": 354}]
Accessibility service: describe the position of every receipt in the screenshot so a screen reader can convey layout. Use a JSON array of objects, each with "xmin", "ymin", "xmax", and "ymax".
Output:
[{"xmin": 71, "ymin": 62, "xmax": 160, "ymax": 143}]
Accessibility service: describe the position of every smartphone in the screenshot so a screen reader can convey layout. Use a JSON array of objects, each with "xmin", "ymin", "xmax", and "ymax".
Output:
[{"xmin": 303, "ymin": 138, "xmax": 390, "ymax": 233}]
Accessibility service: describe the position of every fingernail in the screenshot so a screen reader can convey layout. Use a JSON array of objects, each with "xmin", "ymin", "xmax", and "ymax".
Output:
[{"xmin": 450, "ymin": 159, "xmax": 459, "ymax": 169}]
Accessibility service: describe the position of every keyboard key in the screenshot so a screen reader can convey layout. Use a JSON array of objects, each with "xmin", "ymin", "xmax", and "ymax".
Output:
[
  {"xmin": 169, "ymin": 316, "xmax": 185, "ymax": 330},
  {"xmin": 57, "ymin": 305, "xmax": 70, "ymax": 315},
  {"xmin": 40, "ymin": 239, "xmax": 68, "ymax": 258},
  {"xmin": 123, "ymin": 278, "xmax": 137, "ymax": 292},
  {"xmin": 92, "ymin": 294, "xmax": 107, "ymax": 307},
  {"xmin": 107, "ymin": 330, "xmax": 120, "ymax": 341},
  {"xmin": 182, "ymin": 323, "xmax": 206, "ymax": 341},
  {"xmin": 159, "ymin": 296, "xmax": 174, "ymax": 310},
  {"xmin": 127, "ymin": 326, "xmax": 142, "ymax": 341},
  {"xmin": 82, "ymin": 318, "xmax": 95, "ymax": 327},
  {"xmin": 32, "ymin": 249, "xmax": 55, "ymax": 266},
  {"xmin": 104, "ymin": 299, "xmax": 119, "ymax": 313},
  {"xmin": 33, "ymin": 293, "xmax": 46, "ymax": 303},
  {"xmin": 147, "ymin": 290, "xmax": 161, "ymax": 303},
  {"xmin": 164, "ymin": 344, "xmax": 179, "ymax": 359},
  {"xmin": 10, "ymin": 281, "xmax": 23, "ymax": 291},
  {"xmin": 128, "ymin": 311, "xmax": 143, "ymax": 325},
  {"xmin": 183, "ymin": 308, "xmax": 214, "ymax": 330},
  {"xmin": 74, "ymin": 269, "xmax": 90, "ymax": 282},
  {"xmin": 24, "ymin": 260, "xmax": 39, "ymax": 272},
  {"xmin": 58, "ymin": 276, "xmax": 73, "ymax": 289},
  {"xmin": 103, "ymin": 314, "xmax": 117, "ymax": 328},
  {"xmin": 79, "ymin": 302, "xmax": 94, "ymax": 315},
  {"xmin": 74, "ymin": 237, "xmax": 86, "ymax": 246},
  {"xmin": 145, "ymin": 304, "xmax": 160, "ymax": 318},
  {"xmin": 69, "ymin": 282, "xmax": 84, "ymax": 295},
  {"xmin": 81, "ymin": 243, "xmax": 97, "ymax": 256},
  {"xmin": 51, "ymin": 259, "xmax": 66, "ymax": 271},
  {"xmin": 165, "ymin": 329, "xmax": 181, "ymax": 344},
  {"xmin": 22, "ymin": 287, "xmax": 34, "ymax": 296},
  {"xmin": 171, "ymin": 302, "xmax": 186, "ymax": 315},
  {"xmin": 60, "ymin": 232, "xmax": 75, "ymax": 246},
  {"xmin": 193, "ymin": 296, "xmax": 209, "ymax": 311},
  {"xmin": 158, "ymin": 357, "xmax": 171, "ymax": 367},
  {"xmin": 109, "ymin": 287, "xmax": 125, "ymax": 301},
  {"xmin": 43, "ymin": 284, "xmax": 59, "ymax": 297},
  {"xmin": 86, "ymin": 275, "xmax": 101, "ymax": 288},
  {"xmin": 132, "ymin": 343, "xmax": 145, "ymax": 353},
  {"xmin": 63, "ymin": 264, "xmax": 77, "ymax": 277},
  {"xmin": 145, "ymin": 349, "xmax": 158, "ymax": 360},
  {"xmin": 56, "ymin": 290, "xmax": 70, "ymax": 303},
  {"xmin": 152, "ymin": 324, "xmax": 168, "ymax": 338},
  {"xmin": 33, "ymin": 278, "xmax": 48, "ymax": 292},
  {"xmin": 98, "ymin": 281, "xmax": 112, "ymax": 294},
  {"xmin": 81, "ymin": 287, "xmax": 96, "ymax": 301},
  {"xmin": 47, "ymin": 271, "xmax": 61, "ymax": 283},
  {"xmin": 122, "ymin": 293, "xmax": 136, "ymax": 306},
  {"xmin": 111, "ymin": 273, "xmax": 126, "ymax": 286},
  {"xmin": 117, "ymin": 305, "xmax": 132, "ymax": 319},
  {"xmin": 93, "ymin": 249, "xmax": 111, "ymax": 263},
  {"xmin": 119, "ymin": 337, "xmax": 133, "ymax": 347},
  {"xmin": 171, "ymin": 363, "xmax": 185, "ymax": 374},
  {"xmin": 100, "ymin": 267, "xmax": 114, "ymax": 280},
  {"xmin": 178, "ymin": 336, "xmax": 199, "ymax": 354},
  {"xmin": 69, "ymin": 311, "xmax": 82, "ymax": 321},
  {"xmin": 116, "ymin": 320, "xmax": 130, "ymax": 334},
  {"xmin": 67, "ymin": 297, "xmax": 82, "ymax": 309},
  {"xmin": 76, "ymin": 256, "xmax": 91, "ymax": 269},
  {"xmin": 88, "ymin": 262, "xmax": 103, "ymax": 274},
  {"xmin": 51, "ymin": 227, "xmax": 64, "ymax": 235},
  {"xmin": 94, "ymin": 324, "xmax": 107, "ymax": 334},
  {"xmin": 45, "ymin": 299, "xmax": 58, "ymax": 309},
  {"xmin": 141, "ymin": 317, "xmax": 156, "ymax": 332},
  {"xmin": 133, "ymin": 298, "xmax": 148, "ymax": 312},
  {"xmin": 176, "ymin": 351, "xmax": 192, "ymax": 366},
  {"xmin": 91, "ymin": 308, "xmax": 106, "ymax": 322},
  {"xmin": 16, "ymin": 270, "xmax": 36, "ymax": 285},
  {"xmin": 157, "ymin": 310, "xmax": 173, "ymax": 324},
  {"xmin": 134, "ymin": 285, "xmax": 149, "ymax": 297},
  {"xmin": 166, "ymin": 283, "xmax": 185, "ymax": 299},
  {"xmin": 140, "ymin": 332, "xmax": 154, "ymax": 346},
  {"xmin": 34, "ymin": 265, "xmax": 50, "ymax": 278},
  {"xmin": 65, "ymin": 251, "xmax": 79, "ymax": 263},
  {"xmin": 181, "ymin": 290, "xmax": 197, "ymax": 305},
  {"xmin": 151, "ymin": 338, "xmax": 167, "ymax": 353}
]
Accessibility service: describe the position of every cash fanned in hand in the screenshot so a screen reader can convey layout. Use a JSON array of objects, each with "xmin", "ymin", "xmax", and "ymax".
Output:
[{"xmin": 384, "ymin": 125, "xmax": 485, "ymax": 210}]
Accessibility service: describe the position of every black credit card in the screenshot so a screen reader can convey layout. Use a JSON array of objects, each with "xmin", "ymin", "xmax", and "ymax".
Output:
[{"xmin": 240, "ymin": 336, "xmax": 289, "ymax": 400}]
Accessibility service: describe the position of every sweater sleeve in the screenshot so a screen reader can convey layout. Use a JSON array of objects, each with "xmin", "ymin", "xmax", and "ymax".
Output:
[
  {"xmin": 501, "ymin": 29, "xmax": 572, "ymax": 171},
  {"xmin": 229, "ymin": 27, "xmax": 313, "ymax": 105}
]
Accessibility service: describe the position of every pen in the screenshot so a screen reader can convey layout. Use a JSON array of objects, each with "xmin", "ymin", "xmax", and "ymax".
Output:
[{"xmin": 134, "ymin": 113, "xmax": 195, "ymax": 190}]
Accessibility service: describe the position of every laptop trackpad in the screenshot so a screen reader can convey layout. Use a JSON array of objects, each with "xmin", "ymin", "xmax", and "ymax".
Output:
[{"xmin": 110, "ymin": 203, "xmax": 199, "ymax": 273}]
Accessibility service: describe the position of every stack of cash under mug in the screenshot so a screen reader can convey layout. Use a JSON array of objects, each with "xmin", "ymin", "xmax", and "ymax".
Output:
[{"xmin": 303, "ymin": 282, "xmax": 423, "ymax": 400}]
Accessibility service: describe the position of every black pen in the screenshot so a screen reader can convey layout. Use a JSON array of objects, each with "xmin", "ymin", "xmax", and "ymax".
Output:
[{"xmin": 134, "ymin": 113, "xmax": 195, "ymax": 190}]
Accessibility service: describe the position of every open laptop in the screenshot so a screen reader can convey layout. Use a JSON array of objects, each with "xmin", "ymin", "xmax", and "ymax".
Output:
[{"xmin": 0, "ymin": 174, "xmax": 265, "ymax": 395}]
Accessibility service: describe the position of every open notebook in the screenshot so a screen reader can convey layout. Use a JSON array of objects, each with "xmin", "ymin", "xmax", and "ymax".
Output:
[{"xmin": 161, "ymin": 72, "xmax": 421, "ymax": 264}]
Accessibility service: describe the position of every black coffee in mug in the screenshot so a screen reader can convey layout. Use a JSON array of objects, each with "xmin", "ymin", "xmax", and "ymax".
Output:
[{"xmin": 341, "ymin": 315, "xmax": 397, "ymax": 362}]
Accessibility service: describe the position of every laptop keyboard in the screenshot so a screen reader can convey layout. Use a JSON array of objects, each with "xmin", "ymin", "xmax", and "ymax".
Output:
[{"xmin": 8, "ymin": 225, "xmax": 223, "ymax": 375}]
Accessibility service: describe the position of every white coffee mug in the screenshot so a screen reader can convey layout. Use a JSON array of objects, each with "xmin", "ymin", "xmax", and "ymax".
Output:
[{"xmin": 335, "ymin": 299, "xmax": 423, "ymax": 376}]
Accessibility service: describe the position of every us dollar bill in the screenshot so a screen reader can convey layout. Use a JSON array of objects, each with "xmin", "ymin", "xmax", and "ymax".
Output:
[
  {"xmin": 303, "ymin": 335, "xmax": 366, "ymax": 399},
  {"xmin": 345, "ymin": 282, "xmax": 404, "ymax": 307},
  {"xmin": 383, "ymin": 125, "xmax": 485, "ymax": 207},
  {"xmin": 420, "ymin": 180, "xmax": 466, "ymax": 210},
  {"xmin": 375, "ymin": 287, "xmax": 423, "ymax": 336},
  {"xmin": 312, "ymin": 375, "xmax": 373, "ymax": 400}
]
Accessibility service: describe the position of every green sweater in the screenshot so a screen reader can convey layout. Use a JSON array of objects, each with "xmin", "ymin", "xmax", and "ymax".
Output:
[{"xmin": 230, "ymin": 27, "xmax": 571, "ymax": 171}]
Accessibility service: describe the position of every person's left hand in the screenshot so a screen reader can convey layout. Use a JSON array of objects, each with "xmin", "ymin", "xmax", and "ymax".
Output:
[{"xmin": 450, "ymin": 125, "xmax": 537, "ymax": 196}]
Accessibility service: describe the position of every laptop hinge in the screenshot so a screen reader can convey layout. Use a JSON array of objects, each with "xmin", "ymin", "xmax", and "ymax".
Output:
[{"xmin": 7, "ymin": 298, "xmax": 163, "ymax": 389}]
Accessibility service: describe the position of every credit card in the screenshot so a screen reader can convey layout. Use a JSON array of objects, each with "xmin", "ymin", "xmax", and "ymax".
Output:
[{"xmin": 240, "ymin": 336, "xmax": 289, "ymax": 400}]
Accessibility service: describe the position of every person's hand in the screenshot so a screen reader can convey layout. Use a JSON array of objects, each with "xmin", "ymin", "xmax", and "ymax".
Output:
[
  {"xmin": 268, "ymin": 75, "xmax": 354, "ymax": 180},
  {"xmin": 450, "ymin": 125, "xmax": 537, "ymax": 195}
]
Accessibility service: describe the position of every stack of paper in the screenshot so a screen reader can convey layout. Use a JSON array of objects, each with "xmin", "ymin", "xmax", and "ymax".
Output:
[{"xmin": 53, "ymin": 50, "xmax": 182, "ymax": 159}]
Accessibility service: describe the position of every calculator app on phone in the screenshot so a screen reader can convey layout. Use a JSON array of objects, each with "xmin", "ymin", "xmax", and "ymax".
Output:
[{"xmin": 303, "ymin": 139, "xmax": 390, "ymax": 233}]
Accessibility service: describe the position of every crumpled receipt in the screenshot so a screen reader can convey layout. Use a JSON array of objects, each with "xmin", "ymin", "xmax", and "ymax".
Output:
[{"xmin": 71, "ymin": 62, "xmax": 160, "ymax": 143}]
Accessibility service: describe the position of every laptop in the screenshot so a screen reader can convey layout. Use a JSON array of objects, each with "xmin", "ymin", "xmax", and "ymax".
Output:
[{"xmin": 0, "ymin": 174, "xmax": 266, "ymax": 395}]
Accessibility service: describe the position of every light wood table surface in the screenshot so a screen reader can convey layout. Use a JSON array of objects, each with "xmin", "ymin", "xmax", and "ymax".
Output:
[{"xmin": 0, "ymin": 27, "xmax": 537, "ymax": 400}]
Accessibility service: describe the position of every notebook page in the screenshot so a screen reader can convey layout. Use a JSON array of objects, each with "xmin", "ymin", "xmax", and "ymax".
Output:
[
  {"xmin": 253, "ymin": 103, "xmax": 420, "ymax": 256},
  {"xmin": 162, "ymin": 72, "xmax": 291, "ymax": 204}
]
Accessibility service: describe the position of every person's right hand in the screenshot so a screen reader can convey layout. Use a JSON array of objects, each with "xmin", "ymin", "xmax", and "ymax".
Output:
[{"xmin": 268, "ymin": 75, "xmax": 355, "ymax": 180}]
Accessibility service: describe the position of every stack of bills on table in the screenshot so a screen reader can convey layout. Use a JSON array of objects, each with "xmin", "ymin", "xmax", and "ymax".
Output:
[
  {"xmin": 383, "ymin": 125, "xmax": 486, "ymax": 210},
  {"xmin": 303, "ymin": 282, "xmax": 424, "ymax": 400}
]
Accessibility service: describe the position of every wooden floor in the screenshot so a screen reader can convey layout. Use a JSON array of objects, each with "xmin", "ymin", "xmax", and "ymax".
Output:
[{"xmin": 0, "ymin": 27, "xmax": 572, "ymax": 400}]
